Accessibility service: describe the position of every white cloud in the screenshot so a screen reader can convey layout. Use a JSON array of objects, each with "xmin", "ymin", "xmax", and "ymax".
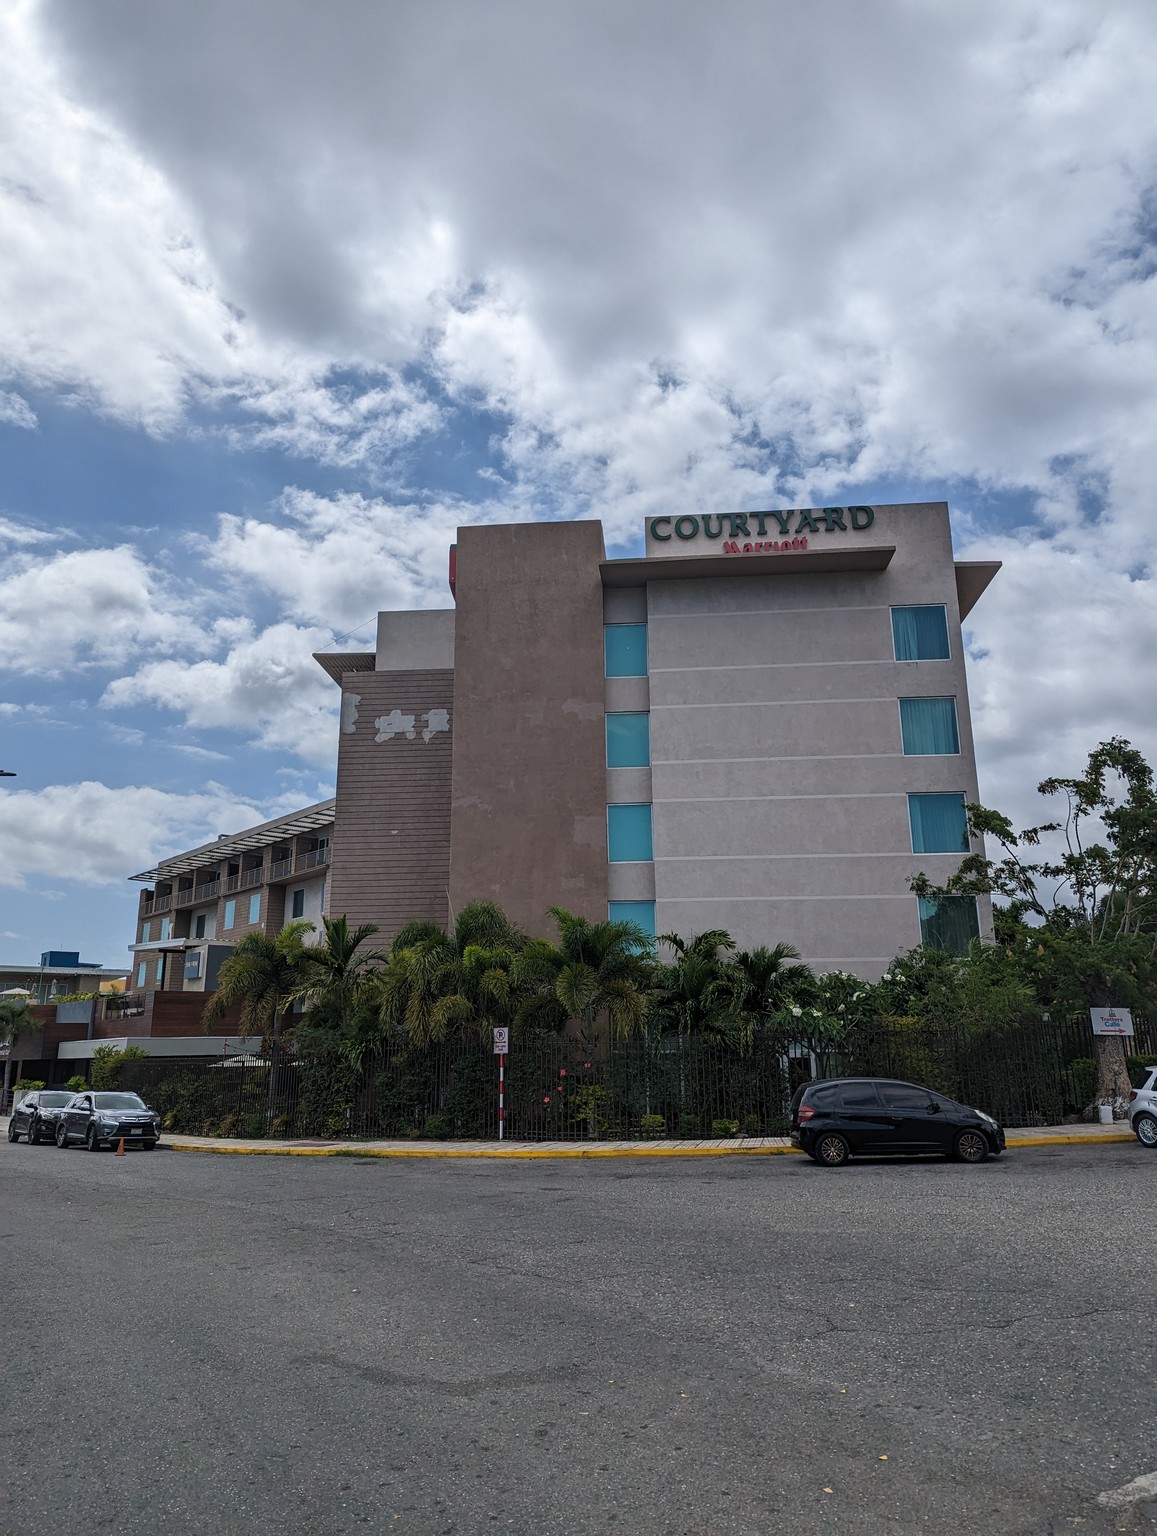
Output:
[
  {"xmin": 0, "ymin": 391, "xmax": 37, "ymax": 429},
  {"xmin": 0, "ymin": 543, "xmax": 203, "ymax": 672},
  {"xmin": 0, "ymin": 779, "xmax": 273, "ymax": 888},
  {"xmin": 200, "ymin": 489, "xmax": 460, "ymax": 628},
  {"xmin": 963, "ymin": 531, "xmax": 1157, "ymax": 831},
  {"xmin": 101, "ymin": 621, "xmax": 340, "ymax": 763}
]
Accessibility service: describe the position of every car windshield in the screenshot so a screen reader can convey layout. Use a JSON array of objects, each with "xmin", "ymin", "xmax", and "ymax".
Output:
[
  {"xmin": 38, "ymin": 1092, "xmax": 74, "ymax": 1107},
  {"xmin": 92, "ymin": 1093, "xmax": 148, "ymax": 1111}
]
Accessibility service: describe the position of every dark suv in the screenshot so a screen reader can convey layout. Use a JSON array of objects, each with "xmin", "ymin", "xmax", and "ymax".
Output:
[{"xmin": 790, "ymin": 1078, "xmax": 1006, "ymax": 1167}]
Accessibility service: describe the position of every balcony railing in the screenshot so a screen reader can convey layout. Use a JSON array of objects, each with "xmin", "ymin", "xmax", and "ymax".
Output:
[
  {"xmin": 268, "ymin": 857, "xmax": 293, "ymax": 881},
  {"xmin": 194, "ymin": 880, "xmax": 221, "ymax": 902},
  {"xmin": 300, "ymin": 847, "xmax": 330, "ymax": 871},
  {"xmin": 224, "ymin": 874, "xmax": 240, "ymax": 893},
  {"xmin": 142, "ymin": 893, "xmax": 172, "ymax": 915},
  {"xmin": 239, "ymin": 866, "xmax": 264, "ymax": 889},
  {"xmin": 174, "ymin": 887, "xmax": 197, "ymax": 907}
]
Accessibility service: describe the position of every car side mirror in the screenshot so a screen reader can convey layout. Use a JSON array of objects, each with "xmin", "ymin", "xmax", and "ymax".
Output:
[{"xmin": 927, "ymin": 1102, "xmax": 940, "ymax": 1113}]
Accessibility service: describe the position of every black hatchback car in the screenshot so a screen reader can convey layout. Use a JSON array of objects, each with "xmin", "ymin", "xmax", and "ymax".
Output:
[
  {"xmin": 791, "ymin": 1078, "xmax": 1005, "ymax": 1167},
  {"xmin": 7, "ymin": 1089, "xmax": 78, "ymax": 1145}
]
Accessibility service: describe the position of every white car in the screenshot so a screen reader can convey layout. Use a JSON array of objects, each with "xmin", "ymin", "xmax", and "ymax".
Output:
[{"xmin": 1130, "ymin": 1065, "xmax": 1157, "ymax": 1148}]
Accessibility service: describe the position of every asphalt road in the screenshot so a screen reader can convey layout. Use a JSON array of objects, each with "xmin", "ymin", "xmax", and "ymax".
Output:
[{"xmin": 1, "ymin": 1142, "xmax": 1154, "ymax": 1536}]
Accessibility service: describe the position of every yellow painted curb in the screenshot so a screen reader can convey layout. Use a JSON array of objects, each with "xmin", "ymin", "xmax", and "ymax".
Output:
[{"xmin": 1004, "ymin": 1132, "xmax": 1135, "ymax": 1148}]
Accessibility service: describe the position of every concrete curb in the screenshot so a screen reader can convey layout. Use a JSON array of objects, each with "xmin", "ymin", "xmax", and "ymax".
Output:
[{"xmin": 160, "ymin": 1130, "xmax": 1140, "ymax": 1159}]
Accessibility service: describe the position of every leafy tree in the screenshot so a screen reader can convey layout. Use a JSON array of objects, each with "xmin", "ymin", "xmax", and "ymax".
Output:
[
  {"xmin": 911, "ymin": 738, "xmax": 1157, "ymax": 1112},
  {"xmin": 515, "ymin": 907, "xmax": 652, "ymax": 1044},
  {"xmin": 373, "ymin": 901, "xmax": 526, "ymax": 1050},
  {"xmin": 0, "ymin": 998, "xmax": 38, "ymax": 1104}
]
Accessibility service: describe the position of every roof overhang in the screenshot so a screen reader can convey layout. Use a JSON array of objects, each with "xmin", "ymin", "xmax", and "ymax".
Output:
[
  {"xmin": 313, "ymin": 651, "xmax": 376, "ymax": 685},
  {"xmin": 955, "ymin": 561, "xmax": 1001, "ymax": 620},
  {"xmin": 131, "ymin": 799, "xmax": 336, "ymax": 882},
  {"xmin": 601, "ymin": 545, "xmax": 896, "ymax": 586}
]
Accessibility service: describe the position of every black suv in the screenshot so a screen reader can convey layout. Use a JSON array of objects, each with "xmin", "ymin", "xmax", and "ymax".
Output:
[{"xmin": 790, "ymin": 1078, "xmax": 1005, "ymax": 1167}]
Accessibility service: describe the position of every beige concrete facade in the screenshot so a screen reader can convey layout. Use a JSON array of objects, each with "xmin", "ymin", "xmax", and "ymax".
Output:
[{"xmin": 131, "ymin": 501, "xmax": 996, "ymax": 986}]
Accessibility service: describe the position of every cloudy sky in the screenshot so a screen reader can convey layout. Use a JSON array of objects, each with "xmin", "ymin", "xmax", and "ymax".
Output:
[{"xmin": 1, "ymin": 0, "xmax": 1155, "ymax": 967}]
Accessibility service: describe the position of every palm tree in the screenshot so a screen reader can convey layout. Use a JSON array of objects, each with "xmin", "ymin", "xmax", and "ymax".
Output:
[
  {"xmin": 0, "ymin": 998, "xmax": 38, "ymax": 1106},
  {"xmin": 202, "ymin": 919, "xmax": 314, "ymax": 1126},
  {"xmin": 720, "ymin": 943, "xmax": 815, "ymax": 1051},
  {"xmin": 288, "ymin": 915, "xmax": 386, "ymax": 1066},
  {"xmin": 650, "ymin": 930, "xmax": 736, "ymax": 1037},
  {"xmin": 373, "ymin": 901, "xmax": 525, "ymax": 1049},
  {"xmin": 514, "ymin": 906, "xmax": 652, "ymax": 1044}
]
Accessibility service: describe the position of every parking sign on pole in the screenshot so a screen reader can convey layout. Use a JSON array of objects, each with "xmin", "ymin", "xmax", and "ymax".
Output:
[{"xmin": 493, "ymin": 1028, "xmax": 509, "ymax": 1140}]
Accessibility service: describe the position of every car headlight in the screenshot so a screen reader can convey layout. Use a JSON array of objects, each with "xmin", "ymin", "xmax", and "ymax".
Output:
[
  {"xmin": 976, "ymin": 1112, "xmax": 997, "ymax": 1127},
  {"xmin": 99, "ymin": 1119, "xmax": 117, "ymax": 1130}
]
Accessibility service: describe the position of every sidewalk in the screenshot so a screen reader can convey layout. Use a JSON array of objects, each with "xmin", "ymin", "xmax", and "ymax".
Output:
[
  {"xmin": 4, "ymin": 1116, "xmax": 1138, "ymax": 1159},
  {"xmin": 156, "ymin": 1119, "xmax": 1138, "ymax": 1159}
]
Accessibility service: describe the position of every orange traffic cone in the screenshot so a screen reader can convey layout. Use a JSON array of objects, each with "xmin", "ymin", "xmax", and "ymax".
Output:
[{"xmin": 116, "ymin": 1137, "xmax": 125, "ymax": 1156}]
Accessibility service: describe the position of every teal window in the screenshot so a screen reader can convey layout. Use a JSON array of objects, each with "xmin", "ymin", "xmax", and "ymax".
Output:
[
  {"xmin": 135, "ymin": 961, "xmax": 147, "ymax": 989},
  {"xmin": 909, "ymin": 793, "xmax": 969, "ymax": 854},
  {"xmin": 141, "ymin": 921, "xmax": 151, "ymax": 944},
  {"xmin": 918, "ymin": 895, "xmax": 980, "ymax": 955},
  {"xmin": 223, "ymin": 898, "xmax": 236, "ymax": 930},
  {"xmin": 609, "ymin": 901, "xmax": 656, "ymax": 940},
  {"xmin": 606, "ymin": 712, "xmax": 650, "ymax": 767},
  {"xmin": 604, "ymin": 624, "xmax": 647, "ymax": 677},
  {"xmin": 248, "ymin": 892, "xmax": 261, "ymax": 925},
  {"xmin": 607, "ymin": 803, "xmax": 653, "ymax": 862},
  {"xmin": 155, "ymin": 957, "xmax": 164, "ymax": 984},
  {"xmin": 899, "ymin": 696, "xmax": 959, "ymax": 755},
  {"xmin": 159, "ymin": 917, "xmax": 171, "ymax": 941},
  {"xmin": 291, "ymin": 889, "xmax": 305, "ymax": 919},
  {"xmin": 892, "ymin": 605, "xmax": 950, "ymax": 660}
]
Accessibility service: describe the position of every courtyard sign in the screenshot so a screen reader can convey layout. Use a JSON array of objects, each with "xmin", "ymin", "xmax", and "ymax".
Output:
[{"xmin": 648, "ymin": 506, "xmax": 876, "ymax": 544}]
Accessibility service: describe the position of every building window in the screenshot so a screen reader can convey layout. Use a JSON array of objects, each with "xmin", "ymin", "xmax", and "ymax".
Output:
[
  {"xmin": 319, "ymin": 880, "xmax": 326, "ymax": 913},
  {"xmin": 607, "ymin": 803, "xmax": 653, "ymax": 862},
  {"xmin": 159, "ymin": 917, "xmax": 171, "ymax": 941},
  {"xmin": 908, "ymin": 793, "xmax": 969, "ymax": 854},
  {"xmin": 223, "ymin": 898, "xmax": 236, "ymax": 930},
  {"xmin": 608, "ymin": 900, "xmax": 656, "ymax": 939},
  {"xmin": 604, "ymin": 624, "xmax": 647, "ymax": 677},
  {"xmin": 184, "ymin": 950, "xmax": 202, "ymax": 981},
  {"xmin": 899, "ymin": 696, "xmax": 959, "ymax": 755},
  {"xmin": 248, "ymin": 892, "xmax": 261, "ymax": 925},
  {"xmin": 606, "ymin": 712, "xmax": 650, "ymax": 768},
  {"xmin": 291, "ymin": 889, "xmax": 306, "ymax": 919},
  {"xmin": 193, "ymin": 914, "xmax": 206, "ymax": 939},
  {"xmin": 918, "ymin": 895, "xmax": 980, "ymax": 955},
  {"xmin": 135, "ymin": 961, "xmax": 147, "ymax": 989},
  {"xmin": 141, "ymin": 920, "xmax": 151, "ymax": 944},
  {"xmin": 892, "ymin": 605, "xmax": 950, "ymax": 660},
  {"xmin": 155, "ymin": 957, "xmax": 165, "ymax": 984}
]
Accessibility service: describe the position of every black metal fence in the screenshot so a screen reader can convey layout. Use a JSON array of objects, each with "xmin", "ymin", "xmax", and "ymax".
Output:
[{"xmin": 110, "ymin": 1012, "xmax": 1157, "ymax": 1141}]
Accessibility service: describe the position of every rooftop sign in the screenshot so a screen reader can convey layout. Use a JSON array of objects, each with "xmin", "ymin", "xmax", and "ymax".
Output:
[{"xmin": 646, "ymin": 506, "xmax": 877, "ymax": 559}]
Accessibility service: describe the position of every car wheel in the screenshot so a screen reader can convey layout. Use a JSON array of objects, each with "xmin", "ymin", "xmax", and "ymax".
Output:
[
  {"xmin": 55, "ymin": 1121, "xmax": 69, "ymax": 1148},
  {"xmin": 954, "ymin": 1128, "xmax": 989, "ymax": 1163},
  {"xmin": 85, "ymin": 1123, "xmax": 102, "ymax": 1152},
  {"xmin": 26, "ymin": 1117, "xmax": 40, "ymax": 1146},
  {"xmin": 6, "ymin": 1118, "xmax": 19, "ymax": 1143},
  {"xmin": 815, "ymin": 1132, "xmax": 850, "ymax": 1167},
  {"xmin": 1134, "ymin": 1112, "xmax": 1157, "ymax": 1148}
]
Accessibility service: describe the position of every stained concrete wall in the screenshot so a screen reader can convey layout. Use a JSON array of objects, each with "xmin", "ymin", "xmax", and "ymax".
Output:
[
  {"xmin": 645, "ymin": 502, "xmax": 988, "ymax": 977},
  {"xmin": 449, "ymin": 520, "xmax": 608, "ymax": 936}
]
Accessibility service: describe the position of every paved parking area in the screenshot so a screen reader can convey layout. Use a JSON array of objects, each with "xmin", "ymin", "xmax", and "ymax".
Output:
[{"xmin": 1, "ymin": 1141, "xmax": 1154, "ymax": 1535}]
